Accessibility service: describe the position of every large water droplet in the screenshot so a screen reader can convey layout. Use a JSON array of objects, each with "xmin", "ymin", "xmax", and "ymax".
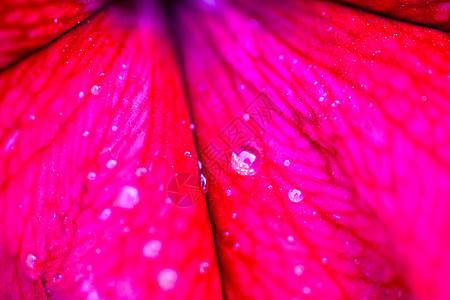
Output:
[
  {"xmin": 288, "ymin": 188, "xmax": 304, "ymax": 203},
  {"xmin": 142, "ymin": 240, "xmax": 162, "ymax": 258},
  {"xmin": 157, "ymin": 269, "xmax": 178, "ymax": 291},
  {"xmin": 114, "ymin": 186, "xmax": 139, "ymax": 210},
  {"xmin": 230, "ymin": 146, "xmax": 262, "ymax": 176}
]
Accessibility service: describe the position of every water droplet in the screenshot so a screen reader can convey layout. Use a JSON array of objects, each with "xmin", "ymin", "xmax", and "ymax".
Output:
[
  {"xmin": 54, "ymin": 18, "xmax": 58, "ymax": 23},
  {"xmin": 302, "ymin": 286, "xmax": 311, "ymax": 295},
  {"xmin": 230, "ymin": 146, "xmax": 262, "ymax": 176},
  {"xmin": 287, "ymin": 235, "xmax": 294, "ymax": 242},
  {"xmin": 122, "ymin": 64, "xmax": 127, "ymax": 69},
  {"xmin": 136, "ymin": 167, "xmax": 147, "ymax": 177},
  {"xmin": 99, "ymin": 208, "xmax": 111, "ymax": 220},
  {"xmin": 288, "ymin": 188, "xmax": 304, "ymax": 203},
  {"xmin": 232, "ymin": 243, "xmax": 240, "ymax": 251},
  {"xmin": 184, "ymin": 151, "xmax": 192, "ymax": 158},
  {"xmin": 321, "ymin": 257, "xmax": 327, "ymax": 264},
  {"xmin": 82, "ymin": 131, "xmax": 89, "ymax": 137},
  {"xmin": 106, "ymin": 159, "xmax": 117, "ymax": 169},
  {"xmin": 225, "ymin": 189, "xmax": 231, "ymax": 196},
  {"xmin": 190, "ymin": 123, "xmax": 195, "ymax": 130},
  {"xmin": 114, "ymin": 186, "xmax": 139, "ymax": 210},
  {"xmin": 111, "ymin": 126, "xmax": 118, "ymax": 132},
  {"xmin": 284, "ymin": 159, "xmax": 290, "ymax": 166},
  {"xmin": 200, "ymin": 174, "xmax": 207, "ymax": 193},
  {"xmin": 142, "ymin": 240, "xmax": 162, "ymax": 258},
  {"xmin": 223, "ymin": 231, "xmax": 230, "ymax": 237},
  {"xmin": 53, "ymin": 273, "xmax": 62, "ymax": 283},
  {"xmin": 353, "ymin": 258, "xmax": 360, "ymax": 266},
  {"xmin": 231, "ymin": 212, "xmax": 237, "ymax": 219},
  {"xmin": 78, "ymin": 91, "xmax": 84, "ymax": 98},
  {"xmin": 157, "ymin": 269, "xmax": 178, "ymax": 291},
  {"xmin": 90, "ymin": 85, "xmax": 101, "ymax": 95},
  {"xmin": 199, "ymin": 261, "xmax": 210, "ymax": 274},
  {"xmin": 294, "ymin": 265, "xmax": 304, "ymax": 276},
  {"xmin": 243, "ymin": 113, "xmax": 250, "ymax": 121},
  {"xmin": 87, "ymin": 172, "xmax": 96, "ymax": 181},
  {"xmin": 25, "ymin": 253, "xmax": 37, "ymax": 269}
]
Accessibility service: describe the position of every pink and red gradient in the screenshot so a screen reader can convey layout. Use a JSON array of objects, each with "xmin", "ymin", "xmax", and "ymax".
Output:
[{"xmin": 0, "ymin": 0, "xmax": 449, "ymax": 299}]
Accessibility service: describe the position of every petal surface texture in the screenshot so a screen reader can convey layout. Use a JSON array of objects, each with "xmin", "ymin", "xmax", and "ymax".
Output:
[
  {"xmin": 0, "ymin": 0, "xmax": 108, "ymax": 69},
  {"xmin": 176, "ymin": 0, "xmax": 450, "ymax": 299},
  {"xmin": 0, "ymin": 2, "xmax": 221, "ymax": 299},
  {"xmin": 336, "ymin": 0, "xmax": 450, "ymax": 31}
]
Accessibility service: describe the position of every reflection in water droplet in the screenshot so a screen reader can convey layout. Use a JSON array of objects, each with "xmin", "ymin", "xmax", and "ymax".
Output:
[
  {"xmin": 26, "ymin": 253, "xmax": 37, "ymax": 269},
  {"xmin": 87, "ymin": 172, "xmax": 96, "ymax": 181},
  {"xmin": 231, "ymin": 146, "xmax": 262, "ymax": 176},
  {"xmin": 142, "ymin": 240, "xmax": 162, "ymax": 258},
  {"xmin": 90, "ymin": 85, "xmax": 101, "ymax": 95},
  {"xmin": 114, "ymin": 186, "xmax": 139, "ymax": 209},
  {"xmin": 288, "ymin": 188, "xmax": 304, "ymax": 203},
  {"xmin": 106, "ymin": 159, "xmax": 117, "ymax": 169},
  {"xmin": 294, "ymin": 265, "xmax": 304, "ymax": 276},
  {"xmin": 99, "ymin": 208, "xmax": 111, "ymax": 220},
  {"xmin": 199, "ymin": 261, "xmax": 210, "ymax": 274},
  {"xmin": 157, "ymin": 269, "xmax": 178, "ymax": 291}
]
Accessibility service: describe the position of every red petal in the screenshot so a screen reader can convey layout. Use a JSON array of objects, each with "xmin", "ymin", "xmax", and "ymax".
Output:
[
  {"xmin": 336, "ymin": 0, "xmax": 450, "ymax": 31},
  {"xmin": 177, "ymin": 0, "xmax": 450, "ymax": 299},
  {"xmin": 0, "ymin": 0, "xmax": 107, "ymax": 68},
  {"xmin": 0, "ymin": 3, "xmax": 221, "ymax": 299}
]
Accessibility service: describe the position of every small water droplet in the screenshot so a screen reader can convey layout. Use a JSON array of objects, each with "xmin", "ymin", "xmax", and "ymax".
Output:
[
  {"xmin": 243, "ymin": 113, "xmax": 250, "ymax": 121},
  {"xmin": 136, "ymin": 167, "xmax": 147, "ymax": 177},
  {"xmin": 106, "ymin": 159, "xmax": 117, "ymax": 169},
  {"xmin": 78, "ymin": 91, "xmax": 84, "ymax": 98},
  {"xmin": 353, "ymin": 258, "xmax": 360, "ymax": 265},
  {"xmin": 25, "ymin": 253, "xmax": 37, "ymax": 269},
  {"xmin": 288, "ymin": 188, "xmax": 304, "ymax": 203},
  {"xmin": 99, "ymin": 208, "xmax": 111, "ymax": 220},
  {"xmin": 200, "ymin": 174, "xmax": 207, "ymax": 193},
  {"xmin": 321, "ymin": 257, "xmax": 327, "ymax": 264},
  {"xmin": 232, "ymin": 243, "xmax": 240, "ymax": 251},
  {"xmin": 294, "ymin": 265, "xmax": 304, "ymax": 276},
  {"xmin": 54, "ymin": 18, "xmax": 58, "ymax": 23},
  {"xmin": 231, "ymin": 212, "xmax": 237, "ymax": 219},
  {"xmin": 82, "ymin": 131, "xmax": 89, "ymax": 137},
  {"xmin": 29, "ymin": 115, "xmax": 36, "ymax": 120},
  {"xmin": 225, "ymin": 189, "xmax": 231, "ymax": 196},
  {"xmin": 302, "ymin": 286, "xmax": 311, "ymax": 295},
  {"xmin": 223, "ymin": 231, "xmax": 230, "ymax": 237},
  {"xmin": 122, "ymin": 64, "xmax": 127, "ymax": 69},
  {"xmin": 284, "ymin": 159, "xmax": 290, "ymax": 166},
  {"xmin": 143, "ymin": 240, "xmax": 162, "ymax": 258},
  {"xmin": 157, "ymin": 269, "xmax": 178, "ymax": 291},
  {"xmin": 231, "ymin": 146, "xmax": 262, "ymax": 176},
  {"xmin": 268, "ymin": 185, "xmax": 273, "ymax": 189},
  {"xmin": 199, "ymin": 261, "xmax": 210, "ymax": 274},
  {"xmin": 287, "ymin": 235, "xmax": 294, "ymax": 242},
  {"xmin": 114, "ymin": 186, "xmax": 139, "ymax": 210},
  {"xmin": 111, "ymin": 126, "xmax": 118, "ymax": 132},
  {"xmin": 87, "ymin": 172, "xmax": 96, "ymax": 181},
  {"xmin": 190, "ymin": 123, "xmax": 195, "ymax": 130},
  {"xmin": 90, "ymin": 85, "xmax": 101, "ymax": 95},
  {"xmin": 53, "ymin": 273, "xmax": 62, "ymax": 283},
  {"xmin": 184, "ymin": 151, "xmax": 192, "ymax": 158}
]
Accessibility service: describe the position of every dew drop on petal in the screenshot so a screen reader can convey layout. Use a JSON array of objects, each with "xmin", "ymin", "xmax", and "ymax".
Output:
[
  {"xmin": 225, "ymin": 189, "xmax": 231, "ymax": 196},
  {"xmin": 302, "ymin": 286, "xmax": 311, "ymax": 295},
  {"xmin": 82, "ymin": 131, "xmax": 89, "ymax": 137},
  {"xmin": 231, "ymin": 146, "xmax": 262, "ymax": 176},
  {"xmin": 90, "ymin": 85, "xmax": 101, "ymax": 95},
  {"xmin": 53, "ymin": 273, "xmax": 62, "ymax": 283},
  {"xmin": 243, "ymin": 113, "xmax": 250, "ymax": 121},
  {"xmin": 287, "ymin": 235, "xmax": 294, "ymax": 242},
  {"xmin": 157, "ymin": 269, "xmax": 178, "ymax": 291},
  {"xmin": 111, "ymin": 126, "xmax": 118, "ymax": 132},
  {"xmin": 78, "ymin": 91, "xmax": 84, "ymax": 98},
  {"xmin": 87, "ymin": 172, "xmax": 96, "ymax": 181},
  {"xmin": 284, "ymin": 159, "xmax": 290, "ymax": 166},
  {"xmin": 114, "ymin": 186, "xmax": 139, "ymax": 210},
  {"xmin": 25, "ymin": 253, "xmax": 37, "ymax": 269},
  {"xmin": 99, "ymin": 208, "xmax": 111, "ymax": 220},
  {"xmin": 184, "ymin": 151, "xmax": 192, "ymax": 158},
  {"xmin": 294, "ymin": 265, "xmax": 304, "ymax": 276},
  {"xmin": 142, "ymin": 240, "xmax": 162, "ymax": 258},
  {"xmin": 200, "ymin": 174, "xmax": 207, "ymax": 193},
  {"xmin": 288, "ymin": 188, "xmax": 304, "ymax": 203},
  {"xmin": 106, "ymin": 159, "xmax": 117, "ymax": 169},
  {"xmin": 199, "ymin": 261, "xmax": 210, "ymax": 274}
]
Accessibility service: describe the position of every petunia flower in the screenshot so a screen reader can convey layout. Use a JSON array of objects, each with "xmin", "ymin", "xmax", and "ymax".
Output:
[{"xmin": 0, "ymin": 0, "xmax": 449, "ymax": 299}]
